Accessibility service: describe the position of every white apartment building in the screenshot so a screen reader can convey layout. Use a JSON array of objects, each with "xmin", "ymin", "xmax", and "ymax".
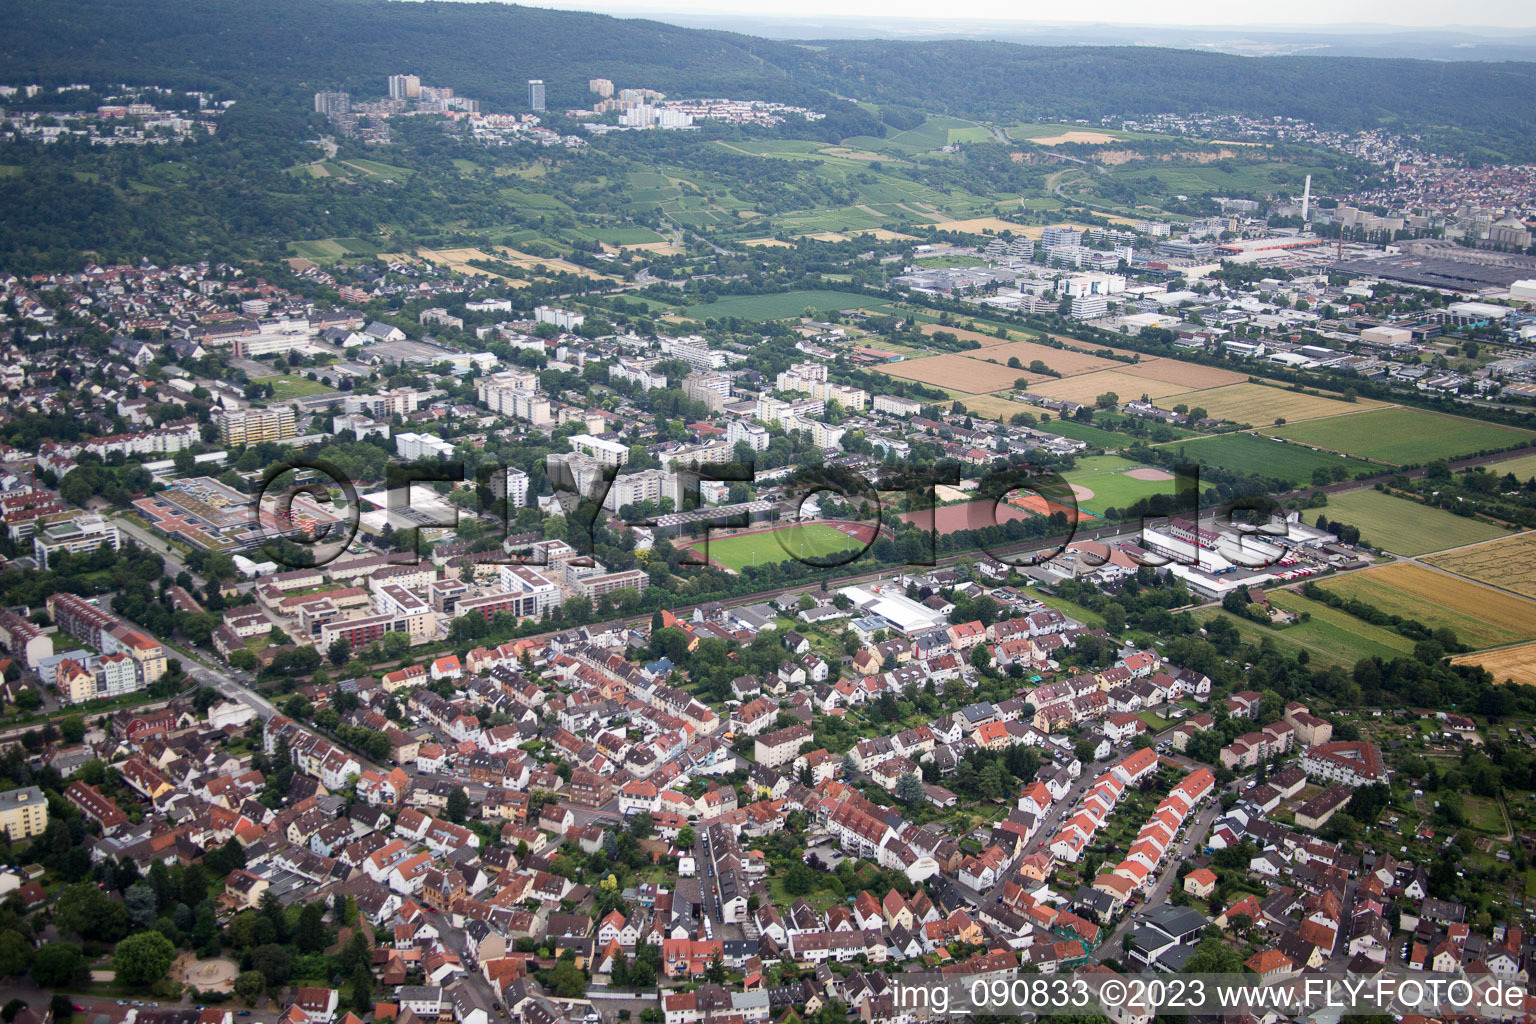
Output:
[
  {"xmin": 504, "ymin": 468, "xmax": 529, "ymax": 508},
  {"xmin": 535, "ymin": 306, "xmax": 585, "ymax": 331},
  {"xmin": 395, "ymin": 432, "xmax": 456, "ymax": 461},
  {"xmin": 683, "ymin": 372, "xmax": 732, "ymax": 412},
  {"xmin": 567, "ymin": 433, "xmax": 629, "ymax": 468},
  {"xmin": 498, "ymin": 564, "xmax": 563, "ymax": 618},
  {"xmin": 873, "ymin": 394, "xmax": 923, "ymax": 417},
  {"xmin": 726, "ymin": 420, "xmax": 770, "ymax": 452}
]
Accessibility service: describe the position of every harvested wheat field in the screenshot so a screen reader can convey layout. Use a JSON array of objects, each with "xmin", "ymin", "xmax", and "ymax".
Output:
[
  {"xmin": 1041, "ymin": 335, "xmax": 1152, "ymax": 360},
  {"xmin": 617, "ymin": 240, "xmax": 685, "ymax": 255},
  {"xmin": 1319, "ymin": 562, "xmax": 1536, "ymax": 649},
  {"xmin": 1456, "ymin": 642, "xmax": 1536, "ymax": 686},
  {"xmin": 928, "ymin": 217, "xmax": 1040, "ymax": 236},
  {"xmin": 1025, "ymin": 368, "xmax": 1196, "ymax": 404},
  {"xmin": 967, "ymin": 339, "xmax": 1129, "ymax": 376},
  {"xmin": 954, "ymin": 393, "xmax": 1032, "ymax": 421},
  {"xmin": 493, "ymin": 246, "xmax": 613, "ymax": 279},
  {"xmin": 416, "ymin": 247, "xmax": 521, "ymax": 283},
  {"xmin": 881, "ymin": 354, "xmax": 1037, "ymax": 394},
  {"xmin": 1031, "ymin": 131, "xmax": 1122, "ymax": 145},
  {"xmin": 1165, "ymin": 382, "xmax": 1385, "ymax": 424},
  {"xmin": 1427, "ymin": 534, "xmax": 1536, "ymax": 600},
  {"xmin": 1117, "ymin": 359, "xmax": 1246, "ymax": 389},
  {"xmin": 850, "ymin": 229, "xmax": 918, "ymax": 241},
  {"xmin": 741, "ymin": 238, "xmax": 794, "ymax": 248}
]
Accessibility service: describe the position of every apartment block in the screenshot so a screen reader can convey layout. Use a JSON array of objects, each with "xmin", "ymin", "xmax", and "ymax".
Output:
[{"xmin": 217, "ymin": 406, "xmax": 296, "ymax": 446}]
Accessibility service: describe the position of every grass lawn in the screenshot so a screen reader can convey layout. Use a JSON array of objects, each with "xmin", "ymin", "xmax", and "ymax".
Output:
[
  {"xmin": 1315, "ymin": 488, "xmax": 1510, "ymax": 555},
  {"xmin": 1062, "ymin": 455, "xmax": 1186, "ymax": 514},
  {"xmin": 1033, "ymin": 592, "xmax": 1106, "ymax": 629},
  {"xmin": 682, "ymin": 289, "xmax": 875, "ymax": 320},
  {"xmin": 1263, "ymin": 407, "xmax": 1536, "ymax": 465},
  {"xmin": 697, "ymin": 524, "xmax": 868, "ymax": 571},
  {"xmin": 1463, "ymin": 794, "xmax": 1507, "ymax": 835},
  {"xmin": 1168, "ymin": 431, "xmax": 1377, "ymax": 486},
  {"xmin": 1489, "ymin": 452, "xmax": 1536, "ymax": 481},
  {"xmin": 268, "ymin": 377, "xmax": 334, "ymax": 400},
  {"xmin": 1138, "ymin": 710, "xmax": 1172, "ymax": 732},
  {"xmin": 1197, "ymin": 591, "xmax": 1414, "ymax": 668},
  {"xmin": 1039, "ymin": 418, "xmax": 1135, "ymax": 449}
]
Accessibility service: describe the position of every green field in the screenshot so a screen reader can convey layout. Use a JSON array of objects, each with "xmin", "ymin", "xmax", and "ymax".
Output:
[
  {"xmin": 1199, "ymin": 591, "xmax": 1414, "ymax": 668},
  {"xmin": 683, "ymin": 289, "xmax": 879, "ymax": 320},
  {"xmin": 1490, "ymin": 452, "xmax": 1536, "ymax": 481},
  {"xmin": 1038, "ymin": 419, "xmax": 1136, "ymax": 449},
  {"xmin": 1169, "ymin": 431, "xmax": 1377, "ymax": 485},
  {"xmin": 695, "ymin": 524, "xmax": 867, "ymax": 571},
  {"xmin": 1263, "ymin": 408, "xmax": 1536, "ymax": 465},
  {"xmin": 268, "ymin": 378, "xmax": 335, "ymax": 400},
  {"xmin": 341, "ymin": 158, "xmax": 414, "ymax": 178},
  {"xmin": 569, "ymin": 226, "xmax": 666, "ymax": 245},
  {"xmin": 1062, "ymin": 455, "xmax": 1185, "ymax": 513},
  {"xmin": 1091, "ymin": 161, "xmax": 1341, "ymax": 198},
  {"xmin": 1315, "ymin": 487, "xmax": 1510, "ymax": 555},
  {"xmin": 289, "ymin": 236, "xmax": 379, "ymax": 260}
]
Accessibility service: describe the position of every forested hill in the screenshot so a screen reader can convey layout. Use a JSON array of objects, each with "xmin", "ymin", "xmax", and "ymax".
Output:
[{"xmin": 4, "ymin": 0, "xmax": 1536, "ymax": 143}]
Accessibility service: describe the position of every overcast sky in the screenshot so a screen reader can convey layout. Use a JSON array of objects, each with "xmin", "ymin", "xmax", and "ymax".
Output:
[{"xmin": 523, "ymin": 0, "xmax": 1529, "ymax": 31}]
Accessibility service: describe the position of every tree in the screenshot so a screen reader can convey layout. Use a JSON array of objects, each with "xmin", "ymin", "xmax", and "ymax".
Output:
[
  {"xmin": 124, "ymin": 880, "xmax": 158, "ymax": 929},
  {"xmin": 675, "ymin": 825, "xmax": 695, "ymax": 849},
  {"xmin": 547, "ymin": 958, "xmax": 587, "ymax": 998},
  {"xmin": 446, "ymin": 787, "xmax": 471, "ymax": 824},
  {"xmin": 351, "ymin": 964, "xmax": 374, "ymax": 1014},
  {"xmin": 895, "ymin": 772, "xmax": 925, "ymax": 805},
  {"xmin": 783, "ymin": 863, "xmax": 816, "ymax": 895},
  {"xmin": 251, "ymin": 944, "xmax": 292, "ymax": 987},
  {"xmin": 113, "ymin": 931, "xmax": 175, "ymax": 988},
  {"xmin": 31, "ymin": 943, "xmax": 84, "ymax": 987},
  {"xmin": 0, "ymin": 931, "xmax": 31, "ymax": 979},
  {"xmin": 629, "ymin": 810, "xmax": 654, "ymax": 840},
  {"xmin": 234, "ymin": 970, "xmax": 265, "ymax": 1004},
  {"xmin": 55, "ymin": 882, "xmax": 129, "ymax": 942},
  {"xmin": 328, "ymin": 639, "xmax": 351, "ymax": 667},
  {"xmin": 296, "ymin": 901, "xmax": 327, "ymax": 953}
]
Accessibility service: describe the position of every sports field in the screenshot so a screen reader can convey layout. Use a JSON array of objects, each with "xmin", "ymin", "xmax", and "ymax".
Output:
[
  {"xmin": 1318, "ymin": 488, "xmax": 1512, "ymax": 556},
  {"xmin": 1263, "ymin": 407, "xmax": 1536, "ymax": 464},
  {"xmin": 1317, "ymin": 563, "xmax": 1536, "ymax": 649},
  {"xmin": 1456, "ymin": 642, "xmax": 1536, "ymax": 686},
  {"xmin": 1168, "ymin": 432, "xmax": 1376, "ymax": 486},
  {"xmin": 1062, "ymin": 456, "xmax": 1181, "ymax": 512},
  {"xmin": 1426, "ymin": 533, "xmax": 1536, "ymax": 600},
  {"xmin": 692, "ymin": 522, "xmax": 872, "ymax": 570}
]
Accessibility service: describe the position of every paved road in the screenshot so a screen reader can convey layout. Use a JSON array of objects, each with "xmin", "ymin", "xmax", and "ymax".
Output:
[
  {"xmin": 1090, "ymin": 788, "xmax": 1228, "ymax": 964},
  {"xmin": 111, "ymin": 512, "xmax": 192, "ymax": 578}
]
